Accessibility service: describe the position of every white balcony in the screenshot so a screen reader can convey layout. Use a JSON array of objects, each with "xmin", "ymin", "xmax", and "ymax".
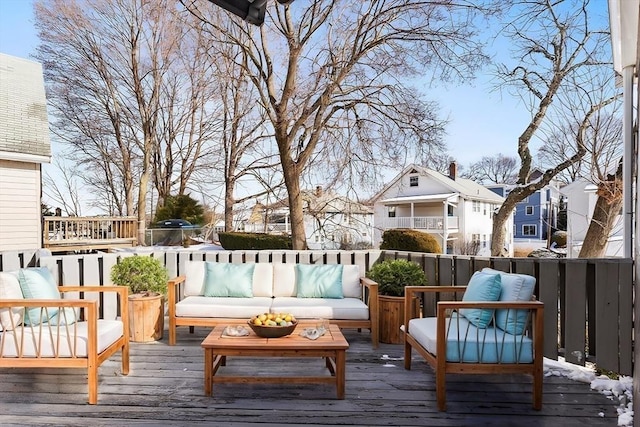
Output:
[{"xmin": 382, "ymin": 216, "xmax": 458, "ymax": 231}]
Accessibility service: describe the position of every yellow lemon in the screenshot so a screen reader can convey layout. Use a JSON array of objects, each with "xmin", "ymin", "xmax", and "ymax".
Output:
[
  {"xmin": 284, "ymin": 315, "xmax": 292, "ymax": 322},
  {"xmin": 253, "ymin": 318, "xmax": 262, "ymax": 325},
  {"xmin": 258, "ymin": 314, "xmax": 267, "ymax": 322}
]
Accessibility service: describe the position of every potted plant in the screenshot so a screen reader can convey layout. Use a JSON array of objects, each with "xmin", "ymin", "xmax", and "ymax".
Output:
[
  {"xmin": 366, "ymin": 258, "xmax": 427, "ymax": 344},
  {"xmin": 111, "ymin": 255, "xmax": 169, "ymax": 342}
]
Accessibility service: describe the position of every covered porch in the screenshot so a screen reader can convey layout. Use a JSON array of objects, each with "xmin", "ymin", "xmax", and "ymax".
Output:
[{"xmin": 379, "ymin": 192, "xmax": 459, "ymax": 250}]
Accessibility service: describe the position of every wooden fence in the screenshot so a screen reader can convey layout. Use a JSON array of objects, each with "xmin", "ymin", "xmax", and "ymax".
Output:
[{"xmin": 0, "ymin": 249, "xmax": 633, "ymax": 375}]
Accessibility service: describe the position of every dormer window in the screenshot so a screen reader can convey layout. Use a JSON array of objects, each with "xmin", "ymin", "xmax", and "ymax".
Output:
[{"xmin": 409, "ymin": 176, "xmax": 418, "ymax": 187}]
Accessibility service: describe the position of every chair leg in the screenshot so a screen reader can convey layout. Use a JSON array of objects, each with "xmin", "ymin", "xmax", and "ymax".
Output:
[
  {"xmin": 404, "ymin": 342, "xmax": 412, "ymax": 370},
  {"xmin": 121, "ymin": 340, "xmax": 130, "ymax": 375},
  {"xmin": 88, "ymin": 363, "xmax": 98, "ymax": 405},
  {"xmin": 533, "ymin": 370, "xmax": 543, "ymax": 410},
  {"xmin": 436, "ymin": 367, "xmax": 446, "ymax": 411}
]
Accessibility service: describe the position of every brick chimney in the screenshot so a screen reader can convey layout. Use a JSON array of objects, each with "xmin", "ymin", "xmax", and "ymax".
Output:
[{"xmin": 448, "ymin": 162, "xmax": 457, "ymax": 180}]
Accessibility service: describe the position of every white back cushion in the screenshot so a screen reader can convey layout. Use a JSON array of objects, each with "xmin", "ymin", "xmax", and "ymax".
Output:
[
  {"xmin": 183, "ymin": 261, "xmax": 206, "ymax": 296},
  {"xmin": 251, "ymin": 263, "xmax": 274, "ymax": 297},
  {"xmin": 273, "ymin": 263, "xmax": 297, "ymax": 297},
  {"xmin": 341, "ymin": 265, "xmax": 361, "ymax": 298},
  {"xmin": 183, "ymin": 261, "xmax": 274, "ymax": 297},
  {"xmin": 0, "ymin": 271, "xmax": 23, "ymax": 331}
]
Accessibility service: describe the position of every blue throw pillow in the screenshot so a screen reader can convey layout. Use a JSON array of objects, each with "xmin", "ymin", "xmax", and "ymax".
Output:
[
  {"xmin": 18, "ymin": 267, "xmax": 61, "ymax": 325},
  {"xmin": 459, "ymin": 271, "xmax": 502, "ymax": 328},
  {"xmin": 203, "ymin": 262, "xmax": 255, "ymax": 298},
  {"xmin": 296, "ymin": 264, "xmax": 344, "ymax": 299},
  {"xmin": 482, "ymin": 268, "xmax": 536, "ymax": 335}
]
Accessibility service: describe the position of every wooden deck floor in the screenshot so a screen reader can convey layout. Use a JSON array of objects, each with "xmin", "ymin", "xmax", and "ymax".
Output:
[{"xmin": 0, "ymin": 327, "xmax": 619, "ymax": 426}]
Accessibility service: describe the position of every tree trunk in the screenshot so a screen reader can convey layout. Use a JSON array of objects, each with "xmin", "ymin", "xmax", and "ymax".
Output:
[
  {"xmin": 491, "ymin": 197, "xmax": 517, "ymax": 256},
  {"xmin": 224, "ymin": 178, "xmax": 235, "ymax": 232},
  {"xmin": 282, "ymin": 164, "xmax": 307, "ymax": 250},
  {"xmin": 578, "ymin": 167, "xmax": 623, "ymax": 258}
]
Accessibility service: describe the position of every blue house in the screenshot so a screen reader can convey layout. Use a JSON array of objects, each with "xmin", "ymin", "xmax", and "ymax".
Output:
[{"xmin": 487, "ymin": 173, "xmax": 561, "ymax": 246}]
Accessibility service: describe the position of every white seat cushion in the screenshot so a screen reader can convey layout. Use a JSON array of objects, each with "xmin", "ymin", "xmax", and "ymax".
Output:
[
  {"xmin": 175, "ymin": 296, "xmax": 273, "ymax": 318},
  {"xmin": 0, "ymin": 320, "xmax": 123, "ymax": 358},
  {"xmin": 270, "ymin": 297, "xmax": 370, "ymax": 320},
  {"xmin": 407, "ymin": 315, "xmax": 533, "ymax": 364}
]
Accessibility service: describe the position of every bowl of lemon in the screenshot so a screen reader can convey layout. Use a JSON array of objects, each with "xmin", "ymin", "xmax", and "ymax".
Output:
[{"xmin": 248, "ymin": 312, "xmax": 298, "ymax": 338}]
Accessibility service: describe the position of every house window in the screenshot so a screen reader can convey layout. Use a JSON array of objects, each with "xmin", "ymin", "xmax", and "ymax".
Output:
[
  {"xmin": 482, "ymin": 234, "xmax": 487, "ymax": 248},
  {"xmin": 388, "ymin": 207, "xmax": 396, "ymax": 218},
  {"xmin": 409, "ymin": 176, "xmax": 418, "ymax": 187},
  {"xmin": 471, "ymin": 233, "xmax": 480, "ymax": 243},
  {"xmin": 523, "ymin": 224, "xmax": 537, "ymax": 236},
  {"xmin": 525, "ymin": 206, "xmax": 534, "ymax": 215},
  {"xmin": 447, "ymin": 205, "xmax": 454, "ymax": 216},
  {"xmin": 472, "ymin": 201, "xmax": 480, "ymax": 212}
]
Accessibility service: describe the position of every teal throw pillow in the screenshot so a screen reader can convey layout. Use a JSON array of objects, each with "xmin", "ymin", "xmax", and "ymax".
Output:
[
  {"xmin": 204, "ymin": 262, "xmax": 255, "ymax": 298},
  {"xmin": 296, "ymin": 264, "xmax": 344, "ymax": 299},
  {"xmin": 49, "ymin": 307, "xmax": 78, "ymax": 326},
  {"xmin": 482, "ymin": 268, "xmax": 536, "ymax": 335},
  {"xmin": 459, "ymin": 271, "xmax": 502, "ymax": 328},
  {"xmin": 18, "ymin": 267, "xmax": 61, "ymax": 325}
]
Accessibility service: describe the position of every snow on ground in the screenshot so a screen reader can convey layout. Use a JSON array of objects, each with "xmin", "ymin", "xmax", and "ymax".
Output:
[{"xmin": 544, "ymin": 357, "xmax": 633, "ymax": 426}]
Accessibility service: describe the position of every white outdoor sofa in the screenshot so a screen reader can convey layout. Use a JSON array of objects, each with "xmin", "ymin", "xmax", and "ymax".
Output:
[{"xmin": 168, "ymin": 261, "xmax": 379, "ymax": 347}]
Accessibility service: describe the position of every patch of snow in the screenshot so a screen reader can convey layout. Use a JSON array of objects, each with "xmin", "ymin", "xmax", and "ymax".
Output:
[{"xmin": 544, "ymin": 357, "xmax": 633, "ymax": 426}]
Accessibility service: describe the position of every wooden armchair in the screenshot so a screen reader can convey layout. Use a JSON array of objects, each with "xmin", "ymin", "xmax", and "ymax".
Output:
[
  {"xmin": 0, "ymin": 285, "xmax": 130, "ymax": 404},
  {"xmin": 403, "ymin": 285, "xmax": 544, "ymax": 411}
]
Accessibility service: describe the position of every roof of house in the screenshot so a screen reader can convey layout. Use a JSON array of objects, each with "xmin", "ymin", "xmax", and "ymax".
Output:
[
  {"xmin": 256, "ymin": 187, "xmax": 373, "ymax": 216},
  {"xmin": 373, "ymin": 164, "xmax": 504, "ymax": 203}
]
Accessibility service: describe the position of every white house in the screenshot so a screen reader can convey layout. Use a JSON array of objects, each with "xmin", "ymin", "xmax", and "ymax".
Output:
[
  {"xmin": 243, "ymin": 186, "xmax": 374, "ymax": 250},
  {"xmin": 561, "ymin": 179, "xmax": 623, "ymax": 258},
  {"xmin": 371, "ymin": 163, "xmax": 513, "ymax": 254},
  {"xmin": 0, "ymin": 54, "xmax": 51, "ymax": 251}
]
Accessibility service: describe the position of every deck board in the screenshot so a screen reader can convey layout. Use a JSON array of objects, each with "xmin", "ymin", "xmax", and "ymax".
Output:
[{"xmin": 0, "ymin": 327, "xmax": 619, "ymax": 426}]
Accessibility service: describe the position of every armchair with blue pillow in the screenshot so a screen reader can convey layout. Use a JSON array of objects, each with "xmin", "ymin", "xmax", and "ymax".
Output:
[
  {"xmin": 0, "ymin": 267, "xmax": 129, "ymax": 404},
  {"xmin": 402, "ymin": 268, "xmax": 544, "ymax": 411}
]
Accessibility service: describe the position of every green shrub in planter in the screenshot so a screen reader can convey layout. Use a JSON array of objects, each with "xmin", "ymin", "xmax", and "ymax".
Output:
[
  {"xmin": 366, "ymin": 259, "xmax": 427, "ymax": 297},
  {"xmin": 110, "ymin": 256, "xmax": 169, "ymax": 296}
]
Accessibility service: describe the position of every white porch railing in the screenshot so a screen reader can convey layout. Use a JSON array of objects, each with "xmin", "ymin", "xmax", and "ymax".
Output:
[{"xmin": 382, "ymin": 216, "xmax": 458, "ymax": 230}]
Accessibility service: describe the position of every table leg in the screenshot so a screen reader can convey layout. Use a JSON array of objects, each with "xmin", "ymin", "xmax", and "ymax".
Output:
[
  {"xmin": 204, "ymin": 348, "xmax": 212, "ymax": 396},
  {"xmin": 336, "ymin": 350, "xmax": 346, "ymax": 399}
]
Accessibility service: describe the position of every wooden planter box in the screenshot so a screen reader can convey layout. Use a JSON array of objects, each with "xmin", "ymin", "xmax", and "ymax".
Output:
[
  {"xmin": 128, "ymin": 293, "xmax": 164, "ymax": 342},
  {"xmin": 379, "ymin": 295, "xmax": 419, "ymax": 344}
]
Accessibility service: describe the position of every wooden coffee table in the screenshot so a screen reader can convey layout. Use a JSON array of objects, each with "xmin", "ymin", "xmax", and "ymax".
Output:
[{"xmin": 201, "ymin": 323, "xmax": 349, "ymax": 399}]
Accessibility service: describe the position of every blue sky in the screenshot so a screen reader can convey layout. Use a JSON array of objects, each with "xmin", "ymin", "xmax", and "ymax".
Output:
[{"xmin": 0, "ymin": 0, "xmax": 537, "ymax": 171}]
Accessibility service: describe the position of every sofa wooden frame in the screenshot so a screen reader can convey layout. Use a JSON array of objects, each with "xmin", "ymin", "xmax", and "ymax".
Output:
[
  {"xmin": 402, "ymin": 286, "xmax": 544, "ymax": 411},
  {"xmin": 0, "ymin": 286, "xmax": 130, "ymax": 404},
  {"xmin": 167, "ymin": 275, "xmax": 379, "ymax": 348}
]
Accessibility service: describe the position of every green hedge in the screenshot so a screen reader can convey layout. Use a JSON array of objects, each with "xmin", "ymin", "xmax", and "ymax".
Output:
[
  {"xmin": 379, "ymin": 229, "xmax": 442, "ymax": 253},
  {"xmin": 218, "ymin": 232, "xmax": 292, "ymax": 250}
]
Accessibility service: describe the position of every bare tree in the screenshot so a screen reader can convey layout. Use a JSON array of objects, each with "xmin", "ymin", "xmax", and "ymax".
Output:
[
  {"xmin": 462, "ymin": 154, "xmax": 519, "ymax": 184},
  {"xmin": 43, "ymin": 158, "xmax": 83, "ymax": 216},
  {"xmin": 489, "ymin": 0, "xmax": 619, "ymax": 256},
  {"xmin": 187, "ymin": 0, "xmax": 497, "ymax": 249},
  {"xmin": 35, "ymin": 0, "xmax": 230, "ymax": 244}
]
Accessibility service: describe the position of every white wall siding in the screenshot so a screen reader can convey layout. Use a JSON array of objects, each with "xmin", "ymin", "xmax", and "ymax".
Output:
[{"xmin": 0, "ymin": 160, "xmax": 41, "ymax": 250}]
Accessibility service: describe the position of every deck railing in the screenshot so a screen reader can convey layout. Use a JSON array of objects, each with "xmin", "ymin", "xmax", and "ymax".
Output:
[
  {"xmin": 0, "ymin": 249, "xmax": 633, "ymax": 375},
  {"xmin": 43, "ymin": 216, "xmax": 137, "ymax": 252}
]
